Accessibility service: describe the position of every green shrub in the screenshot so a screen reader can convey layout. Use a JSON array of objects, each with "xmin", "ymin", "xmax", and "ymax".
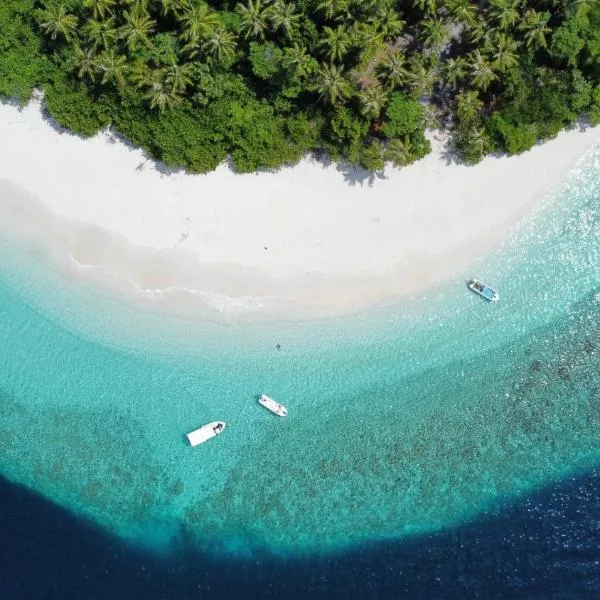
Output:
[
  {"xmin": 589, "ymin": 86, "xmax": 600, "ymax": 124},
  {"xmin": 325, "ymin": 107, "xmax": 370, "ymax": 164},
  {"xmin": 381, "ymin": 94, "xmax": 425, "ymax": 139},
  {"xmin": 44, "ymin": 75, "xmax": 112, "ymax": 136},
  {"xmin": 489, "ymin": 114, "xmax": 539, "ymax": 154},
  {"xmin": 0, "ymin": 0, "xmax": 53, "ymax": 102},
  {"xmin": 249, "ymin": 42, "xmax": 283, "ymax": 81}
]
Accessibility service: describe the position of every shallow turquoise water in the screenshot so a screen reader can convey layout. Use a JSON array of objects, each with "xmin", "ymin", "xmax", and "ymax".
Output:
[{"xmin": 1, "ymin": 146, "xmax": 600, "ymax": 558}]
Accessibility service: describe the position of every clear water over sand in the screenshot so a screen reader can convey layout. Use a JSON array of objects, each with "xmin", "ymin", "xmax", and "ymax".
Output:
[{"xmin": 1, "ymin": 146, "xmax": 600, "ymax": 558}]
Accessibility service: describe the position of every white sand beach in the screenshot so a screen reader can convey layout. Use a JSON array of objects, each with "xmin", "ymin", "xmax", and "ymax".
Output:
[{"xmin": 0, "ymin": 95, "xmax": 599, "ymax": 319}]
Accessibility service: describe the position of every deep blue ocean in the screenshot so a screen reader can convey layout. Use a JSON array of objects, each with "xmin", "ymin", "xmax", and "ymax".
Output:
[
  {"xmin": 1, "ymin": 143, "xmax": 600, "ymax": 598},
  {"xmin": 2, "ymin": 468, "xmax": 600, "ymax": 599}
]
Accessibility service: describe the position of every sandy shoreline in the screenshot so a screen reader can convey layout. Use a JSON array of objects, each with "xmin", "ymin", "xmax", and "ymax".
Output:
[{"xmin": 0, "ymin": 96, "xmax": 599, "ymax": 319}]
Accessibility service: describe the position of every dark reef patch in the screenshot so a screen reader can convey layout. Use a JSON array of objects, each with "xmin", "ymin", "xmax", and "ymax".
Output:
[{"xmin": 2, "ymin": 466, "xmax": 600, "ymax": 600}]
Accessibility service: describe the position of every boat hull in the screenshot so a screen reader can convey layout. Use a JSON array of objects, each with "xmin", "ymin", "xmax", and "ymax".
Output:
[
  {"xmin": 258, "ymin": 394, "xmax": 288, "ymax": 417},
  {"xmin": 186, "ymin": 421, "xmax": 226, "ymax": 446},
  {"xmin": 468, "ymin": 279, "xmax": 499, "ymax": 302}
]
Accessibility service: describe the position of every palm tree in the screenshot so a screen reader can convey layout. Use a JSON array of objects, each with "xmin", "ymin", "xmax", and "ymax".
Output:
[
  {"xmin": 97, "ymin": 49, "xmax": 128, "ymax": 88},
  {"xmin": 443, "ymin": 56, "xmax": 467, "ymax": 89},
  {"xmin": 378, "ymin": 8, "xmax": 405, "ymax": 41},
  {"xmin": 143, "ymin": 68, "xmax": 183, "ymax": 111},
  {"xmin": 123, "ymin": 0, "xmax": 152, "ymax": 13},
  {"xmin": 518, "ymin": 9, "xmax": 551, "ymax": 49},
  {"xmin": 129, "ymin": 59, "xmax": 152, "ymax": 88},
  {"xmin": 72, "ymin": 45, "xmax": 97, "ymax": 81},
  {"xmin": 82, "ymin": 0, "xmax": 115, "ymax": 20},
  {"xmin": 363, "ymin": 0, "xmax": 394, "ymax": 12},
  {"xmin": 458, "ymin": 125, "xmax": 488, "ymax": 162},
  {"xmin": 85, "ymin": 17, "xmax": 118, "ymax": 51},
  {"xmin": 563, "ymin": 0, "xmax": 593, "ymax": 17},
  {"xmin": 467, "ymin": 127, "xmax": 487, "ymax": 156},
  {"xmin": 469, "ymin": 17, "xmax": 495, "ymax": 46},
  {"xmin": 407, "ymin": 57, "xmax": 440, "ymax": 98},
  {"xmin": 487, "ymin": 32, "xmax": 519, "ymax": 73},
  {"xmin": 312, "ymin": 63, "xmax": 352, "ymax": 105},
  {"xmin": 180, "ymin": 2, "xmax": 220, "ymax": 43},
  {"xmin": 385, "ymin": 136, "xmax": 413, "ymax": 166},
  {"xmin": 358, "ymin": 84, "xmax": 387, "ymax": 119},
  {"xmin": 40, "ymin": 4, "xmax": 78, "ymax": 42},
  {"xmin": 268, "ymin": 1, "xmax": 300, "ymax": 40},
  {"xmin": 489, "ymin": 0, "xmax": 521, "ymax": 30},
  {"xmin": 455, "ymin": 89, "xmax": 483, "ymax": 122},
  {"xmin": 421, "ymin": 17, "xmax": 449, "ymax": 50},
  {"xmin": 165, "ymin": 61, "xmax": 194, "ymax": 93},
  {"xmin": 468, "ymin": 49, "xmax": 496, "ymax": 91},
  {"xmin": 413, "ymin": 0, "xmax": 438, "ymax": 16},
  {"xmin": 353, "ymin": 23, "xmax": 385, "ymax": 65},
  {"xmin": 377, "ymin": 50, "xmax": 407, "ymax": 90},
  {"xmin": 120, "ymin": 10, "xmax": 156, "ymax": 52},
  {"xmin": 320, "ymin": 26, "xmax": 351, "ymax": 63},
  {"xmin": 201, "ymin": 26, "xmax": 237, "ymax": 62},
  {"xmin": 359, "ymin": 140, "xmax": 386, "ymax": 171},
  {"xmin": 160, "ymin": 0, "xmax": 186, "ymax": 17},
  {"xmin": 444, "ymin": 0, "xmax": 478, "ymax": 28},
  {"xmin": 236, "ymin": 0, "xmax": 270, "ymax": 40},
  {"xmin": 316, "ymin": 0, "xmax": 350, "ymax": 22},
  {"xmin": 283, "ymin": 43, "xmax": 315, "ymax": 79}
]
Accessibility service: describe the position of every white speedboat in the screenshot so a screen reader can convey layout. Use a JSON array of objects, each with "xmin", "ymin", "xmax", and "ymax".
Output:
[
  {"xmin": 186, "ymin": 421, "xmax": 225, "ymax": 447},
  {"xmin": 467, "ymin": 278, "xmax": 499, "ymax": 302},
  {"xmin": 258, "ymin": 394, "xmax": 288, "ymax": 417}
]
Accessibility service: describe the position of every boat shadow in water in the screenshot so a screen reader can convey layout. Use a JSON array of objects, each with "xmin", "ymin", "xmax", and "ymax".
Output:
[{"xmin": 1, "ymin": 467, "xmax": 599, "ymax": 600}]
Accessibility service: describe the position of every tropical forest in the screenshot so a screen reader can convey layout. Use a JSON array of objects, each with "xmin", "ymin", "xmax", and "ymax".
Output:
[{"xmin": 1, "ymin": 0, "xmax": 599, "ymax": 172}]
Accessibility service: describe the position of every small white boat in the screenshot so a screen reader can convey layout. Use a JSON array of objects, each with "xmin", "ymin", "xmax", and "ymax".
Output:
[
  {"xmin": 468, "ymin": 278, "xmax": 499, "ymax": 302},
  {"xmin": 258, "ymin": 394, "xmax": 288, "ymax": 417},
  {"xmin": 186, "ymin": 421, "xmax": 225, "ymax": 447}
]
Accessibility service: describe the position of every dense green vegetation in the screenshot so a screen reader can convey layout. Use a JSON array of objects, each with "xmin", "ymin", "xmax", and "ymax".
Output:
[{"xmin": 0, "ymin": 0, "xmax": 599, "ymax": 172}]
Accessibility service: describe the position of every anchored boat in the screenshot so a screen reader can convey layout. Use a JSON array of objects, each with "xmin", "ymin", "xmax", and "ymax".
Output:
[
  {"xmin": 186, "ymin": 421, "xmax": 225, "ymax": 447},
  {"xmin": 258, "ymin": 394, "xmax": 288, "ymax": 417},
  {"xmin": 468, "ymin": 278, "xmax": 499, "ymax": 302}
]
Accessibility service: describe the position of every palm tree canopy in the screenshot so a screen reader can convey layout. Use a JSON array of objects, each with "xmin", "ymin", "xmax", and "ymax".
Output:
[
  {"xmin": 320, "ymin": 25, "xmax": 351, "ymax": 64},
  {"xmin": 443, "ymin": 56, "xmax": 467, "ymax": 89},
  {"xmin": 518, "ymin": 9, "xmax": 551, "ymax": 49},
  {"xmin": 312, "ymin": 63, "xmax": 352, "ymax": 105},
  {"xmin": 202, "ymin": 26, "xmax": 238, "ymax": 62},
  {"xmin": 166, "ymin": 61, "xmax": 194, "ymax": 92},
  {"xmin": 421, "ymin": 17, "xmax": 449, "ymax": 50},
  {"xmin": 142, "ymin": 68, "xmax": 183, "ymax": 111},
  {"xmin": 407, "ymin": 56, "xmax": 440, "ymax": 98},
  {"xmin": 236, "ymin": 0, "xmax": 270, "ymax": 40},
  {"xmin": 316, "ymin": 0, "xmax": 350, "ymax": 22},
  {"xmin": 82, "ymin": 0, "xmax": 116, "ymax": 20},
  {"xmin": 455, "ymin": 89, "xmax": 483, "ymax": 122},
  {"xmin": 85, "ymin": 17, "xmax": 118, "ymax": 50},
  {"xmin": 468, "ymin": 49, "xmax": 497, "ymax": 90},
  {"xmin": 71, "ymin": 44, "xmax": 98, "ymax": 81},
  {"xmin": 377, "ymin": 50, "xmax": 407, "ymax": 90},
  {"xmin": 21, "ymin": 0, "xmax": 600, "ymax": 172},
  {"xmin": 268, "ymin": 1, "xmax": 300, "ymax": 39},
  {"xmin": 180, "ymin": 2, "xmax": 220, "ymax": 42},
  {"xmin": 385, "ymin": 136, "xmax": 413, "ymax": 166},
  {"xmin": 486, "ymin": 32, "xmax": 520, "ymax": 73},
  {"xmin": 97, "ymin": 49, "xmax": 128, "ymax": 87},
  {"xmin": 358, "ymin": 83, "xmax": 387, "ymax": 118},
  {"xmin": 283, "ymin": 43, "xmax": 315, "ymax": 79},
  {"xmin": 413, "ymin": 0, "xmax": 439, "ymax": 17},
  {"xmin": 120, "ymin": 10, "xmax": 156, "ymax": 51},
  {"xmin": 489, "ymin": 0, "xmax": 522, "ymax": 30},
  {"xmin": 444, "ymin": 0, "xmax": 478, "ymax": 28},
  {"xmin": 40, "ymin": 5, "xmax": 78, "ymax": 41}
]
